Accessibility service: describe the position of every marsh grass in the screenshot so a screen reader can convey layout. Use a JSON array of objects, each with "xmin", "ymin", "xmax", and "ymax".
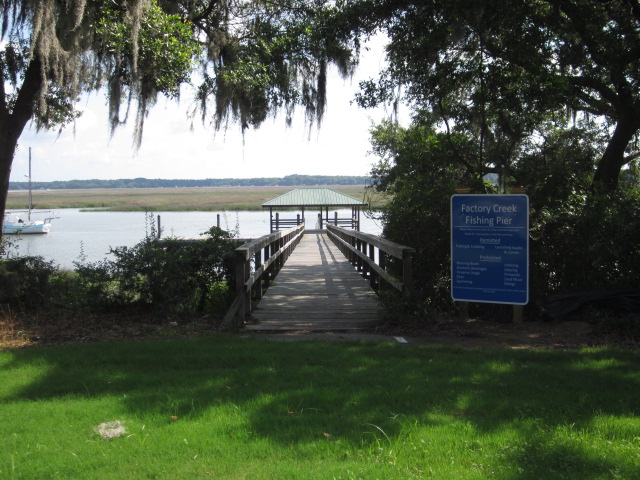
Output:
[
  {"xmin": 6, "ymin": 186, "xmax": 385, "ymax": 211},
  {"xmin": 1, "ymin": 335, "xmax": 639, "ymax": 479}
]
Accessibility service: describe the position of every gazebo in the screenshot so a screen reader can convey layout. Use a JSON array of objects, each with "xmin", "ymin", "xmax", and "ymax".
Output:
[{"xmin": 262, "ymin": 187, "xmax": 368, "ymax": 232}]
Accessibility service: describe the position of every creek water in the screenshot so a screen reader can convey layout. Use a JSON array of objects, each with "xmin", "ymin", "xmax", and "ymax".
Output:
[{"xmin": 3, "ymin": 209, "xmax": 383, "ymax": 270}]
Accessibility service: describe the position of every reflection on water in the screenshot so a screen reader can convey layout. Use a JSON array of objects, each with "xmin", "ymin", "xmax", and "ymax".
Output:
[{"xmin": 3, "ymin": 209, "xmax": 383, "ymax": 270}]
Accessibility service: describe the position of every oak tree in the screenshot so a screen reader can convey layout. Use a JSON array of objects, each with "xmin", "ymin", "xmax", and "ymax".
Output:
[
  {"xmin": 332, "ymin": 0, "xmax": 640, "ymax": 191},
  {"xmin": 0, "ymin": 0, "xmax": 356, "ymax": 241}
]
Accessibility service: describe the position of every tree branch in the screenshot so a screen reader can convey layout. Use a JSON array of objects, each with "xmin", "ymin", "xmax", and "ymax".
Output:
[
  {"xmin": 624, "ymin": 151, "xmax": 640, "ymax": 163},
  {"xmin": 437, "ymin": 99, "xmax": 476, "ymax": 173}
]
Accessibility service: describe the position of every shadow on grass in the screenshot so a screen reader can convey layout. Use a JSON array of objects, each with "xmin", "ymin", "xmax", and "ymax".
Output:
[{"xmin": 1, "ymin": 334, "xmax": 639, "ymax": 479}]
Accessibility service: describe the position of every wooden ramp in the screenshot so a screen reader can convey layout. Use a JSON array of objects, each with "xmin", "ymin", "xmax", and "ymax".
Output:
[{"xmin": 245, "ymin": 232, "xmax": 381, "ymax": 331}]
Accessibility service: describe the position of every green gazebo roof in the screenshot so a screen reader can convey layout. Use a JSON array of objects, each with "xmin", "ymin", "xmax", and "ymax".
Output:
[{"xmin": 262, "ymin": 188, "xmax": 367, "ymax": 208}]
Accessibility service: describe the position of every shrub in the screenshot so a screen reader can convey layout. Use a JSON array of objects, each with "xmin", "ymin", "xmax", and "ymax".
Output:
[
  {"xmin": 1, "ymin": 225, "xmax": 241, "ymax": 322},
  {"xmin": 530, "ymin": 190, "xmax": 640, "ymax": 297},
  {"xmin": 0, "ymin": 256, "xmax": 58, "ymax": 308},
  {"xmin": 104, "ymin": 226, "xmax": 239, "ymax": 317}
]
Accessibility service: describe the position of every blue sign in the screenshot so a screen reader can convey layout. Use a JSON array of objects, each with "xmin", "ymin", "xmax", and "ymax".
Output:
[{"xmin": 451, "ymin": 194, "xmax": 529, "ymax": 305}]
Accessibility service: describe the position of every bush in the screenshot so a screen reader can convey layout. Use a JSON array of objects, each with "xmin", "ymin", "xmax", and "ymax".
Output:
[
  {"xmin": 86, "ymin": 225, "xmax": 241, "ymax": 317},
  {"xmin": 0, "ymin": 256, "xmax": 58, "ymax": 308},
  {"xmin": 530, "ymin": 189, "xmax": 640, "ymax": 296},
  {"xmin": 0, "ymin": 225, "xmax": 241, "ymax": 321}
]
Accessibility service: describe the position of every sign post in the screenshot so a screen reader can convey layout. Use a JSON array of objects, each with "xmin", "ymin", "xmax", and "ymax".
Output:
[{"xmin": 451, "ymin": 194, "xmax": 529, "ymax": 306}]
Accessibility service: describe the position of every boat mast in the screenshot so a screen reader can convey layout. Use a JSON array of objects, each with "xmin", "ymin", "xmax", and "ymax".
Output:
[{"xmin": 28, "ymin": 147, "xmax": 33, "ymax": 221}]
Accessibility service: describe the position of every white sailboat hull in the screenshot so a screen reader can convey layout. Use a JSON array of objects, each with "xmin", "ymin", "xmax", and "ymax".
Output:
[
  {"xmin": 3, "ymin": 148, "xmax": 57, "ymax": 235},
  {"xmin": 3, "ymin": 217, "xmax": 52, "ymax": 234}
]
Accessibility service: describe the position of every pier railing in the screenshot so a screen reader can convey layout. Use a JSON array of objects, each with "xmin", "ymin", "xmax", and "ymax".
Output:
[
  {"xmin": 327, "ymin": 225, "xmax": 415, "ymax": 297},
  {"xmin": 222, "ymin": 224, "xmax": 305, "ymax": 327}
]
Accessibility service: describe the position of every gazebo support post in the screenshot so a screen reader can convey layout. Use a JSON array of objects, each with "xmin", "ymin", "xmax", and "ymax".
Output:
[{"xmin": 269, "ymin": 207, "xmax": 273, "ymax": 233}]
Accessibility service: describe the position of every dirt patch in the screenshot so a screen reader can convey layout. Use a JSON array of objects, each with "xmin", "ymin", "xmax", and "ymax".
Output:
[
  {"xmin": 246, "ymin": 318, "xmax": 638, "ymax": 350},
  {"xmin": 2, "ymin": 312, "xmax": 638, "ymax": 350},
  {"xmin": 394, "ymin": 319, "xmax": 600, "ymax": 349},
  {"xmin": 0, "ymin": 313, "xmax": 220, "ymax": 349}
]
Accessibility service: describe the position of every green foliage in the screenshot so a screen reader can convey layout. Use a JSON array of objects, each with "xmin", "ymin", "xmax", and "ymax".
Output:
[
  {"xmin": 97, "ymin": 1, "xmax": 199, "ymax": 99},
  {"xmin": 0, "ymin": 225, "xmax": 240, "ymax": 321},
  {"xmin": 1, "ymin": 40, "xmax": 82, "ymax": 131},
  {"xmin": 198, "ymin": 0, "xmax": 356, "ymax": 131},
  {"xmin": 102, "ymin": 226, "xmax": 239, "ymax": 317},
  {"xmin": 530, "ymin": 190, "xmax": 640, "ymax": 296},
  {"xmin": 369, "ymin": 121, "xmax": 474, "ymax": 310},
  {"xmin": 340, "ymin": 0, "xmax": 640, "ymax": 190},
  {"xmin": 0, "ymin": 256, "xmax": 57, "ymax": 308},
  {"xmin": 372, "ymin": 120, "xmax": 640, "ymax": 320},
  {"xmin": 2, "ymin": 1, "xmax": 357, "ymax": 247}
]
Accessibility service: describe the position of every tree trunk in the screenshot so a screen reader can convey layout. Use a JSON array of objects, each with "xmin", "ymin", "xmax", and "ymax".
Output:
[
  {"xmin": 0, "ymin": 56, "xmax": 43, "ymax": 245},
  {"xmin": 0, "ymin": 126, "xmax": 18, "ymax": 225},
  {"xmin": 592, "ymin": 112, "xmax": 640, "ymax": 191}
]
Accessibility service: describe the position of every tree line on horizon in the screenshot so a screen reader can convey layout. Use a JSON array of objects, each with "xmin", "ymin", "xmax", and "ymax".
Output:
[{"xmin": 8, "ymin": 175, "xmax": 371, "ymax": 191}]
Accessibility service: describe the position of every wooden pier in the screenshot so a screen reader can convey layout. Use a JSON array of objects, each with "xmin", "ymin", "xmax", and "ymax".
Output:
[
  {"xmin": 223, "ymin": 224, "xmax": 415, "ymax": 332},
  {"xmin": 245, "ymin": 231, "xmax": 381, "ymax": 331}
]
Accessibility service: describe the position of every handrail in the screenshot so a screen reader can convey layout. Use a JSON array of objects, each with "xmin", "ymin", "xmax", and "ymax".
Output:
[
  {"xmin": 326, "ymin": 224, "xmax": 415, "ymax": 297},
  {"xmin": 222, "ymin": 223, "xmax": 305, "ymax": 327}
]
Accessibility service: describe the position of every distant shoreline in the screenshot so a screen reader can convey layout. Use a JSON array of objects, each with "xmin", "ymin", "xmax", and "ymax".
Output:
[
  {"xmin": 6, "ymin": 185, "xmax": 385, "ymax": 212},
  {"xmin": 8, "ymin": 174, "xmax": 371, "ymax": 191}
]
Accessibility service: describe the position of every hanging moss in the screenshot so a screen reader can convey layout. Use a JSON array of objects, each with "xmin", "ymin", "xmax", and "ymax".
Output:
[{"xmin": 2, "ymin": 0, "xmax": 357, "ymax": 144}]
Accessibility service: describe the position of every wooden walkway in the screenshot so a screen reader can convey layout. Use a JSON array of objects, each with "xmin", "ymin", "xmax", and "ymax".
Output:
[{"xmin": 245, "ymin": 231, "xmax": 381, "ymax": 331}]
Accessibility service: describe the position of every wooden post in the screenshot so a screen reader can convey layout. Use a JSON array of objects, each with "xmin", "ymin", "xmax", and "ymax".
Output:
[
  {"xmin": 402, "ymin": 250, "xmax": 413, "ymax": 298},
  {"xmin": 255, "ymin": 249, "xmax": 263, "ymax": 300},
  {"xmin": 264, "ymin": 244, "xmax": 271, "ymax": 284},
  {"xmin": 276, "ymin": 212, "xmax": 280, "ymax": 231},
  {"xmin": 513, "ymin": 305, "xmax": 524, "ymax": 323},
  {"xmin": 379, "ymin": 250, "xmax": 387, "ymax": 291},
  {"xmin": 297, "ymin": 214, "xmax": 301, "ymax": 226},
  {"xmin": 457, "ymin": 301, "xmax": 469, "ymax": 322},
  {"xmin": 368, "ymin": 243, "xmax": 376, "ymax": 289},
  {"xmin": 217, "ymin": 213, "xmax": 220, "ymax": 229},
  {"xmin": 234, "ymin": 251, "xmax": 247, "ymax": 325},
  {"xmin": 269, "ymin": 207, "xmax": 273, "ymax": 233},
  {"xmin": 334, "ymin": 211, "xmax": 338, "ymax": 226},
  {"xmin": 157, "ymin": 215, "xmax": 161, "ymax": 240},
  {"xmin": 243, "ymin": 256, "xmax": 251, "ymax": 317},
  {"xmin": 362, "ymin": 241, "xmax": 370, "ymax": 279},
  {"xmin": 351, "ymin": 236, "xmax": 357, "ymax": 266},
  {"xmin": 277, "ymin": 237, "xmax": 284, "ymax": 271}
]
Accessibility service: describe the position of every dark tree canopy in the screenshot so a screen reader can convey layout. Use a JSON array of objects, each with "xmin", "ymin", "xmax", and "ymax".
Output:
[
  {"xmin": 329, "ymin": 0, "xmax": 640, "ymax": 191},
  {"xmin": 334, "ymin": 0, "xmax": 640, "ymax": 308}
]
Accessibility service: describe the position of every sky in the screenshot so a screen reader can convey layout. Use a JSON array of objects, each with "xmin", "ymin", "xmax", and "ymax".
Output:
[{"xmin": 10, "ymin": 37, "xmax": 403, "ymax": 183}]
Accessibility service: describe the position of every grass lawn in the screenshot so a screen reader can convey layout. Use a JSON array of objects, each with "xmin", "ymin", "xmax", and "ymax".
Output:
[{"xmin": 1, "ymin": 335, "xmax": 638, "ymax": 479}]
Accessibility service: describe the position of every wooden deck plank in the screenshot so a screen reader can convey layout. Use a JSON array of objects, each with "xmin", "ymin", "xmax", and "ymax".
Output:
[{"xmin": 246, "ymin": 232, "xmax": 381, "ymax": 331}]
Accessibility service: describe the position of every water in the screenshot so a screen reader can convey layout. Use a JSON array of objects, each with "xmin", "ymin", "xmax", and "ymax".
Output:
[{"xmin": 3, "ymin": 209, "xmax": 383, "ymax": 270}]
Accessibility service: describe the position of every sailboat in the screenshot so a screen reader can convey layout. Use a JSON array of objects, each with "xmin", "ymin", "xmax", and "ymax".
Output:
[{"xmin": 3, "ymin": 148, "xmax": 55, "ymax": 235}]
